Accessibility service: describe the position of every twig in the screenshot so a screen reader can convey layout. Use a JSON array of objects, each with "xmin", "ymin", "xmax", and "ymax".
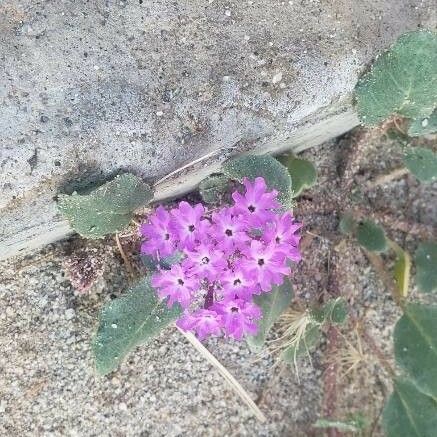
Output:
[
  {"xmin": 365, "ymin": 167, "xmax": 409, "ymax": 191},
  {"xmin": 177, "ymin": 327, "xmax": 267, "ymax": 423},
  {"xmin": 341, "ymin": 127, "xmax": 376, "ymax": 194},
  {"xmin": 360, "ymin": 328, "xmax": 395, "ymax": 379},
  {"xmin": 115, "ymin": 233, "xmax": 135, "ymax": 280},
  {"xmin": 256, "ymin": 361, "xmax": 286, "ymax": 407},
  {"xmin": 364, "ymin": 250, "xmax": 401, "ymax": 307},
  {"xmin": 351, "ymin": 207, "xmax": 436, "ymax": 240},
  {"xmin": 369, "ymin": 375, "xmax": 389, "ymax": 437},
  {"xmin": 322, "ymin": 252, "xmax": 344, "ymax": 437},
  {"xmin": 153, "ymin": 149, "xmax": 224, "ymax": 187},
  {"xmin": 324, "ymin": 327, "xmax": 341, "ymax": 437}
]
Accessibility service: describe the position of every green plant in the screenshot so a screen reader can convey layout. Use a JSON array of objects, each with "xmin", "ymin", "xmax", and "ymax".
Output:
[{"xmin": 55, "ymin": 29, "xmax": 436, "ymax": 434}]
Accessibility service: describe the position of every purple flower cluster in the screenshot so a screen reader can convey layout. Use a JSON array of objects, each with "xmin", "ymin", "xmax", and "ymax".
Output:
[{"xmin": 140, "ymin": 177, "xmax": 302, "ymax": 340}]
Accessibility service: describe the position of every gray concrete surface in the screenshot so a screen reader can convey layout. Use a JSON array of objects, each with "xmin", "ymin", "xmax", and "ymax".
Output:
[
  {"xmin": 1, "ymin": 0, "xmax": 435, "ymax": 260},
  {"xmin": 0, "ymin": 240, "xmax": 325, "ymax": 436}
]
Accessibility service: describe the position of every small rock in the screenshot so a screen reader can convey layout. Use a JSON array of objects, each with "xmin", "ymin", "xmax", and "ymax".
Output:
[
  {"xmin": 272, "ymin": 72, "xmax": 283, "ymax": 84},
  {"xmin": 64, "ymin": 308, "xmax": 75, "ymax": 320},
  {"xmin": 5, "ymin": 306, "xmax": 15, "ymax": 317}
]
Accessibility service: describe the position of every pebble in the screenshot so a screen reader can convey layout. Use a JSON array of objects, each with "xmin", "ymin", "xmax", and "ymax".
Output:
[
  {"xmin": 272, "ymin": 72, "xmax": 283, "ymax": 84},
  {"xmin": 64, "ymin": 308, "xmax": 75, "ymax": 320}
]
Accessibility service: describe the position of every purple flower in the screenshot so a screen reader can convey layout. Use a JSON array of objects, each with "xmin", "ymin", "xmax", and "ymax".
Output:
[
  {"xmin": 232, "ymin": 177, "xmax": 280, "ymax": 226},
  {"xmin": 182, "ymin": 243, "xmax": 227, "ymax": 281},
  {"xmin": 140, "ymin": 176, "xmax": 302, "ymax": 341},
  {"xmin": 170, "ymin": 201, "xmax": 207, "ymax": 249},
  {"xmin": 241, "ymin": 240, "xmax": 290, "ymax": 291},
  {"xmin": 221, "ymin": 262, "xmax": 260, "ymax": 300},
  {"xmin": 213, "ymin": 299, "xmax": 262, "ymax": 340},
  {"xmin": 151, "ymin": 264, "xmax": 198, "ymax": 308},
  {"xmin": 211, "ymin": 207, "xmax": 249, "ymax": 252},
  {"xmin": 263, "ymin": 212, "xmax": 302, "ymax": 261},
  {"xmin": 140, "ymin": 206, "xmax": 177, "ymax": 257},
  {"xmin": 177, "ymin": 309, "xmax": 222, "ymax": 339}
]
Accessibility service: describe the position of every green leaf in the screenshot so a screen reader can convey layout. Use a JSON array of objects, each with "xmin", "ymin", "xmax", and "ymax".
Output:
[
  {"xmin": 339, "ymin": 213, "xmax": 357, "ymax": 235},
  {"xmin": 382, "ymin": 378, "xmax": 437, "ymax": 437},
  {"xmin": 278, "ymin": 156, "xmax": 317, "ymax": 197},
  {"xmin": 394, "ymin": 303, "xmax": 437, "ymax": 398},
  {"xmin": 92, "ymin": 277, "xmax": 182, "ymax": 375},
  {"xmin": 403, "ymin": 146, "xmax": 437, "ymax": 183},
  {"xmin": 314, "ymin": 414, "xmax": 368, "ymax": 433},
  {"xmin": 311, "ymin": 298, "xmax": 348, "ymax": 325},
  {"xmin": 247, "ymin": 280, "xmax": 293, "ymax": 352},
  {"xmin": 58, "ymin": 173, "xmax": 153, "ymax": 238},
  {"xmin": 280, "ymin": 323, "xmax": 321, "ymax": 363},
  {"xmin": 415, "ymin": 242, "xmax": 437, "ymax": 293},
  {"xmin": 355, "ymin": 30, "xmax": 437, "ymax": 125},
  {"xmin": 408, "ymin": 109, "xmax": 437, "ymax": 136},
  {"xmin": 198, "ymin": 174, "xmax": 229, "ymax": 205},
  {"xmin": 356, "ymin": 220, "xmax": 387, "ymax": 252},
  {"xmin": 387, "ymin": 240, "xmax": 411, "ymax": 298},
  {"xmin": 223, "ymin": 154, "xmax": 293, "ymax": 209}
]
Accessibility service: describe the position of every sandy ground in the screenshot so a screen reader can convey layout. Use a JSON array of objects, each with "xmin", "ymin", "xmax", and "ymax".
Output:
[{"xmin": 1, "ymin": 130, "xmax": 436, "ymax": 436}]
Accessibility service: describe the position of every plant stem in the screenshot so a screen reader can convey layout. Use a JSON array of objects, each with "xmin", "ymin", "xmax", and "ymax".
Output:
[
  {"xmin": 115, "ymin": 233, "xmax": 135, "ymax": 280},
  {"xmin": 177, "ymin": 327, "xmax": 267, "ymax": 423}
]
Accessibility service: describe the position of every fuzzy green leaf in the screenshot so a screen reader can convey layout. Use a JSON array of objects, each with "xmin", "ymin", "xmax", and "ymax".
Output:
[
  {"xmin": 382, "ymin": 378, "xmax": 437, "ymax": 437},
  {"xmin": 408, "ymin": 109, "xmax": 437, "ymax": 136},
  {"xmin": 279, "ymin": 156, "xmax": 317, "ymax": 197},
  {"xmin": 280, "ymin": 323, "xmax": 321, "ymax": 363},
  {"xmin": 247, "ymin": 280, "xmax": 293, "ymax": 352},
  {"xmin": 93, "ymin": 277, "xmax": 181, "ymax": 375},
  {"xmin": 311, "ymin": 298, "xmax": 348, "ymax": 325},
  {"xmin": 403, "ymin": 146, "xmax": 437, "ymax": 183},
  {"xmin": 356, "ymin": 220, "xmax": 387, "ymax": 252},
  {"xmin": 415, "ymin": 242, "xmax": 437, "ymax": 293},
  {"xmin": 58, "ymin": 173, "xmax": 153, "ymax": 238},
  {"xmin": 198, "ymin": 174, "xmax": 230, "ymax": 205},
  {"xmin": 394, "ymin": 303, "xmax": 437, "ymax": 398},
  {"xmin": 355, "ymin": 30, "xmax": 437, "ymax": 126},
  {"xmin": 339, "ymin": 213, "xmax": 357, "ymax": 235},
  {"xmin": 223, "ymin": 154, "xmax": 293, "ymax": 209}
]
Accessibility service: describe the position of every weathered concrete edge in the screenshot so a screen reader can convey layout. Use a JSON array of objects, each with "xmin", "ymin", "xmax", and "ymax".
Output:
[{"xmin": 0, "ymin": 107, "xmax": 359, "ymax": 261}]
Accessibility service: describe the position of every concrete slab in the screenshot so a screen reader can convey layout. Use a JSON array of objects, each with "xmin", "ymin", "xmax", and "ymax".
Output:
[{"xmin": 0, "ymin": 0, "xmax": 435, "ymax": 260}]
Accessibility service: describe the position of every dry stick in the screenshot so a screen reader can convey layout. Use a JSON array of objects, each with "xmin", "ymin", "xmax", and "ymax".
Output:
[
  {"xmin": 153, "ymin": 148, "xmax": 224, "ymax": 187},
  {"xmin": 372, "ymin": 211, "xmax": 436, "ymax": 240},
  {"xmin": 256, "ymin": 361, "xmax": 287, "ymax": 408},
  {"xmin": 352, "ymin": 207, "xmax": 436, "ymax": 241},
  {"xmin": 322, "ymin": 251, "xmax": 343, "ymax": 437},
  {"xmin": 365, "ymin": 167, "xmax": 410, "ymax": 191},
  {"xmin": 177, "ymin": 327, "xmax": 267, "ymax": 423},
  {"xmin": 364, "ymin": 250, "xmax": 401, "ymax": 306},
  {"xmin": 324, "ymin": 327, "xmax": 341, "ymax": 437},
  {"xmin": 115, "ymin": 233, "xmax": 135, "ymax": 280},
  {"xmin": 341, "ymin": 127, "xmax": 376, "ymax": 194}
]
